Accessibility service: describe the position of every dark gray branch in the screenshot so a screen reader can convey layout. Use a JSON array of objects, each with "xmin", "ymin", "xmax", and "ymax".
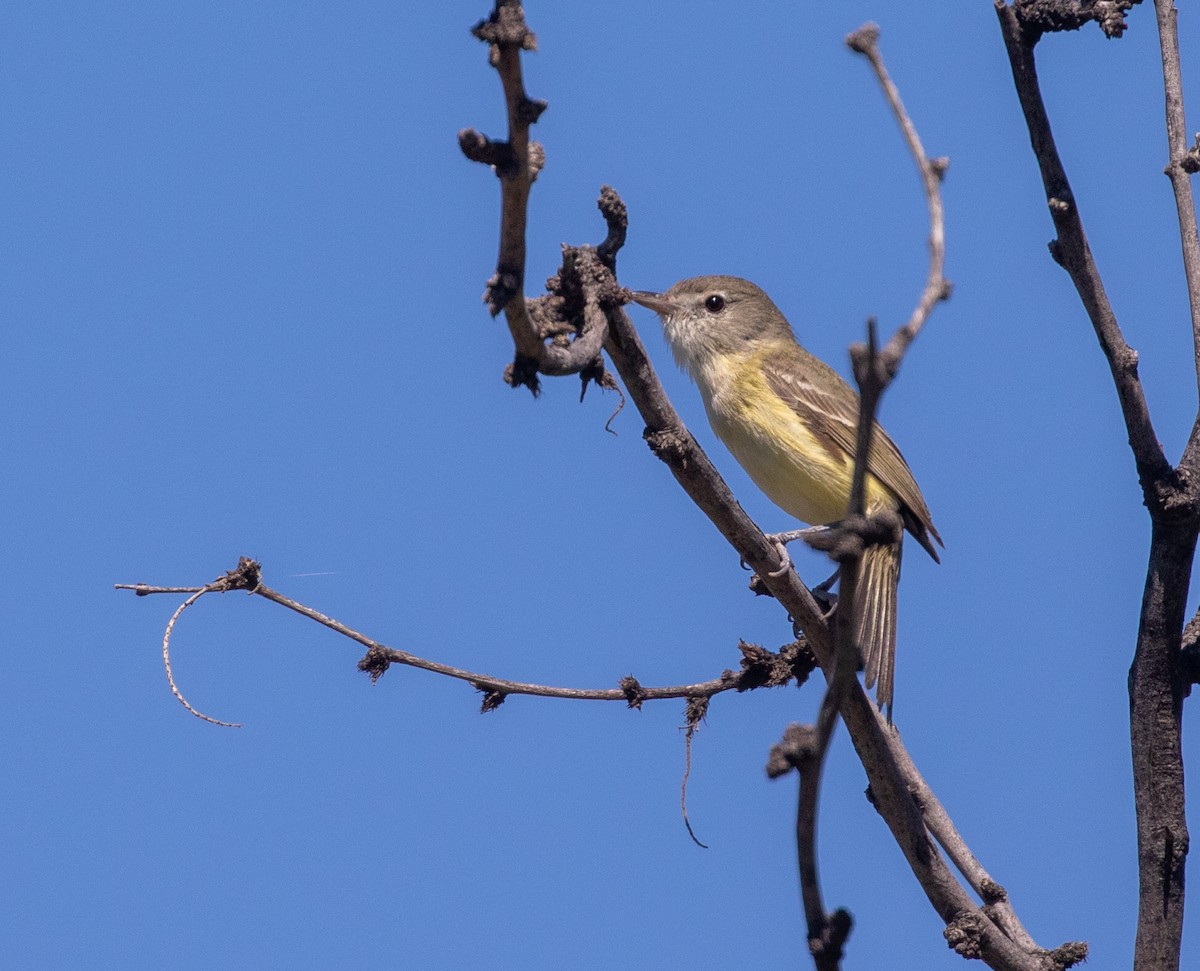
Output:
[
  {"xmin": 996, "ymin": 2, "xmax": 1172, "ymax": 498},
  {"xmin": 996, "ymin": 4, "xmax": 1199, "ymax": 969},
  {"xmin": 462, "ymin": 1, "xmax": 608, "ymax": 395},
  {"xmin": 767, "ymin": 724, "xmax": 852, "ymax": 971},
  {"xmin": 1153, "ymin": 0, "xmax": 1200, "ymax": 450}
]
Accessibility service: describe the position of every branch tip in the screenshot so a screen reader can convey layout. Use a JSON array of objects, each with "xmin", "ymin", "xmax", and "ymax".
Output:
[
  {"xmin": 845, "ymin": 22, "xmax": 881, "ymax": 55},
  {"xmin": 470, "ymin": 1, "xmax": 537, "ymax": 54},
  {"xmin": 765, "ymin": 722, "xmax": 819, "ymax": 778}
]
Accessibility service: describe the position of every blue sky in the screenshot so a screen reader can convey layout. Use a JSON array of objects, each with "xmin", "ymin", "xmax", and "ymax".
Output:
[{"xmin": 5, "ymin": 3, "xmax": 1199, "ymax": 968}]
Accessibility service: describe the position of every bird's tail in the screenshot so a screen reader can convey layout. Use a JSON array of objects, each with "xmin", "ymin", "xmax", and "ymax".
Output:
[{"xmin": 855, "ymin": 541, "xmax": 902, "ymax": 718}]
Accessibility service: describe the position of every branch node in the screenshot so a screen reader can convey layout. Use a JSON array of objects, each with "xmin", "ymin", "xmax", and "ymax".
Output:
[
  {"xmin": 596, "ymin": 185, "xmax": 629, "ymax": 268},
  {"xmin": 943, "ymin": 911, "xmax": 985, "ymax": 959},
  {"xmin": 475, "ymin": 684, "xmax": 509, "ymax": 713},
  {"xmin": 1182, "ymin": 610, "xmax": 1200, "ymax": 693},
  {"xmin": 519, "ymin": 98, "xmax": 548, "ymax": 126},
  {"xmin": 643, "ymin": 425, "xmax": 689, "ymax": 464},
  {"xmin": 357, "ymin": 646, "xmax": 392, "ymax": 684},
  {"xmin": 978, "ymin": 878, "xmax": 1008, "ymax": 905},
  {"xmin": 504, "ymin": 353, "xmax": 542, "ymax": 396},
  {"xmin": 216, "ymin": 556, "xmax": 262, "ymax": 593},
  {"xmin": 809, "ymin": 908, "xmax": 854, "ymax": 965},
  {"xmin": 579, "ymin": 359, "xmax": 617, "ymax": 403},
  {"xmin": 619, "ymin": 675, "xmax": 647, "ymax": 709},
  {"xmin": 1046, "ymin": 940, "xmax": 1090, "ymax": 968},
  {"xmin": 457, "ymin": 128, "xmax": 518, "ymax": 176},
  {"xmin": 1013, "ymin": 0, "xmax": 1138, "ymax": 40},
  {"xmin": 528, "ymin": 140, "xmax": 546, "ymax": 180},
  {"xmin": 471, "ymin": 3, "xmax": 537, "ymax": 54},
  {"xmin": 1181, "ymin": 133, "xmax": 1200, "ymax": 174},
  {"xmin": 483, "ymin": 268, "xmax": 521, "ymax": 316},
  {"xmin": 735, "ymin": 639, "xmax": 816, "ymax": 691}
]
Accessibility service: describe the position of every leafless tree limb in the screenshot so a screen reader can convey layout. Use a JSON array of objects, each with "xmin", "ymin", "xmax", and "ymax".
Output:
[
  {"xmin": 768, "ymin": 724, "xmax": 852, "ymax": 970},
  {"xmin": 117, "ymin": 7, "xmax": 1098, "ymax": 968},
  {"xmin": 996, "ymin": 3, "xmax": 1200, "ymax": 968},
  {"xmin": 1154, "ymin": 0, "xmax": 1200, "ymax": 411},
  {"xmin": 599, "ymin": 174, "xmax": 1056, "ymax": 971},
  {"xmin": 455, "ymin": 6, "xmax": 1079, "ymax": 967},
  {"xmin": 996, "ymin": 2, "xmax": 1170, "ymax": 490},
  {"xmin": 117, "ymin": 563, "xmax": 817, "ymax": 714},
  {"xmin": 458, "ymin": 0, "xmax": 611, "ymax": 396}
]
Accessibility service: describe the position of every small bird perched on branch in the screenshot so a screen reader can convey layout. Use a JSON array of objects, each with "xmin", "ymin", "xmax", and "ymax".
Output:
[{"xmin": 631, "ymin": 275, "xmax": 941, "ymax": 716}]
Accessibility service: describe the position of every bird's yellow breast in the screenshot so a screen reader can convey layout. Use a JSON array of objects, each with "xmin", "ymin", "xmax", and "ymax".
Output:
[{"xmin": 699, "ymin": 350, "xmax": 896, "ymax": 526}]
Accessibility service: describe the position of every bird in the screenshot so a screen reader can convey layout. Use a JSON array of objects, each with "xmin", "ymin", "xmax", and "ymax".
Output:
[{"xmin": 631, "ymin": 275, "xmax": 941, "ymax": 715}]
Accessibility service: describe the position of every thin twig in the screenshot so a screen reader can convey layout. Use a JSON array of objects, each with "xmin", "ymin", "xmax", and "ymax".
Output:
[
  {"xmin": 847, "ymin": 23, "xmax": 951, "ymax": 364},
  {"xmin": 119, "ymin": 574, "xmax": 815, "ymax": 710},
  {"xmin": 681, "ymin": 706, "xmax": 709, "ymax": 849},
  {"xmin": 160, "ymin": 587, "xmax": 243, "ymax": 728},
  {"xmin": 767, "ymin": 724, "xmax": 851, "ymax": 970},
  {"xmin": 1153, "ymin": 0, "xmax": 1200, "ymax": 442}
]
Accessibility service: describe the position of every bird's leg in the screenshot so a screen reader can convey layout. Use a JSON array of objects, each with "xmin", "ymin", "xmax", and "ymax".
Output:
[
  {"xmin": 762, "ymin": 525, "xmax": 833, "ymax": 578},
  {"xmin": 810, "ymin": 568, "xmax": 840, "ymax": 617}
]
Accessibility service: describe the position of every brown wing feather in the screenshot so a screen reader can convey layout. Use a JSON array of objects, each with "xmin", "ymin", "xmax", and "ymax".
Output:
[{"xmin": 761, "ymin": 348, "xmax": 942, "ymax": 559}]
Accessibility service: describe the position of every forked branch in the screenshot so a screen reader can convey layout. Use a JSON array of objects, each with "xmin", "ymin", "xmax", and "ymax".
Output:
[{"xmin": 996, "ymin": 3, "xmax": 1198, "ymax": 968}]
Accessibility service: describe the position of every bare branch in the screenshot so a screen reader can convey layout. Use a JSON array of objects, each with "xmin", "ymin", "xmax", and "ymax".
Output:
[
  {"xmin": 118, "ymin": 569, "xmax": 817, "ymax": 713},
  {"xmin": 846, "ymin": 24, "xmax": 952, "ymax": 367},
  {"xmin": 767, "ymin": 724, "xmax": 852, "ymax": 971},
  {"xmin": 605, "ymin": 279, "xmax": 1055, "ymax": 971},
  {"xmin": 995, "ymin": 2, "xmax": 1172, "ymax": 495},
  {"xmin": 1153, "ymin": 0, "xmax": 1200, "ymax": 442},
  {"xmin": 804, "ymin": 25, "xmax": 952, "ymax": 733},
  {"xmin": 997, "ymin": 5, "xmax": 1198, "ymax": 968},
  {"xmin": 461, "ymin": 1, "xmax": 608, "ymax": 395}
]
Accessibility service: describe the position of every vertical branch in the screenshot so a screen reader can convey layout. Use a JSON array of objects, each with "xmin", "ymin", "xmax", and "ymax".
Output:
[
  {"xmin": 1154, "ymin": 0, "xmax": 1200, "ymax": 404},
  {"xmin": 461, "ymin": 3, "xmax": 544, "ymax": 338},
  {"xmin": 995, "ymin": 5, "xmax": 1200, "ymax": 969},
  {"xmin": 994, "ymin": 3, "xmax": 1171, "ymax": 489},
  {"xmin": 768, "ymin": 725, "xmax": 852, "ymax": 971}
]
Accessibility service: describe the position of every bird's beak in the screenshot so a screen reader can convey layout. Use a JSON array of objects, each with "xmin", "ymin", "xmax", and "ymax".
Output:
[{"xmin": 629, "ymin": 290, "xmax": 679, "ymax": 317}]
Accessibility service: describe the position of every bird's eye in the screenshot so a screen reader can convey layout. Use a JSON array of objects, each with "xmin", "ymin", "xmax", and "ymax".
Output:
[{"xmin": 704, "ymin": 294, "xmax": 726, "ymax": 313}]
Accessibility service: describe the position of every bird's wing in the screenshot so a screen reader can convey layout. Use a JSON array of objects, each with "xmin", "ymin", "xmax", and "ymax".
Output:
[{"xmin": 761, "ymin": 351, "xmax": 942, "ymax": 555}]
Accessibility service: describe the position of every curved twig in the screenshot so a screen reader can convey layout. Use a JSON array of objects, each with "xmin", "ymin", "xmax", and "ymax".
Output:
[
  {"xmin": 160, "ymin": 587, "xmax": 242, "ymax": 728},
  {"xmin": 846, "ymin": 24, "xmax": 951, "ymax": 368},
  {"xmin": 118, "ymin": 575, "xmax": 816, "ymax": 713},
  {"xmin": 460, "ymin": 1, "xmax": 606, "ymax": 394}
]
